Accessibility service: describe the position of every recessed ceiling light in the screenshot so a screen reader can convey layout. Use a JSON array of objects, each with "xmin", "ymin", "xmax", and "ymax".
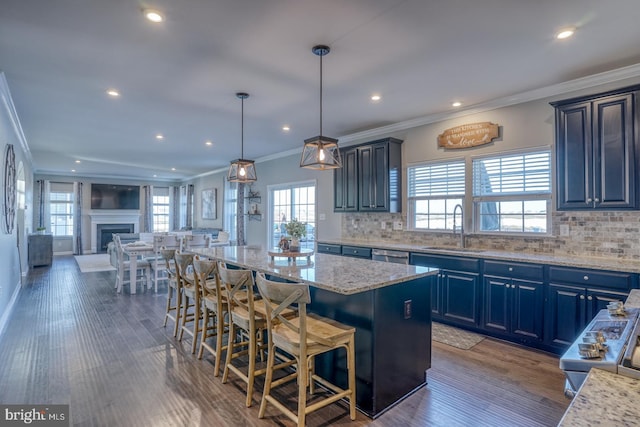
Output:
[
  {"xmin": 452, "ymin": 101, "xmax": 462, "ymax": 107},
  {"xmin": 371, "ymin": 94, "xmax": 381, "ymax": 102},
  {"xmin": 156, "ymin": 134, "xmax": 164, "ymax": 140},
  {"xmin": 556, "ymin": 27, "xmax": 575, "ymax": 40},
  {"xmin": 205, "ymin": 140, "xmax": 213, "ymax": 146},
  {"xmin": 71, "ymin": 169, "xmax": 76, "ymax": 172},
  {"xmin": 143, "ymin": 9, "xmax": 164, "ymax": 23},
  {"xmin": 153, "ymin": 174, "xmax": 157, "ymax": 178},
  {"xmin": 106, "ymin": 89, "xmax": 120, "ymax": 97},
  {"xmin": 282, "ymin": 125, "xmax": 290, "ymax": 132},
  {"xmin": 75, "ymin": 160, "xmax": 81, "ymax": 163},
  {"xmin": 171, "ymin": 167, "xmax": 176, "ymax": 171}
]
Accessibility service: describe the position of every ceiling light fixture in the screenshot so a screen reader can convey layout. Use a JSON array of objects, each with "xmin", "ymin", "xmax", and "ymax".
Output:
[
  {"xmin": 156, "ymin": 134, "xmax": 164, "ymax": 140},
  {"xmin": 227, "ymin": 92, "xmax": 257, "ymax": 182},
  {"xmin": 556, "ymin": 27, "xmax": 575, "ymax": 39},
  {"xmin": 452, "ymin": 101, "xmax": 462, "ymax": 107},
  {"xmin": 300, "ymin": 45, "xmax": 342, "ymax": 170},
  {"xmin": 75, "ymin": 160, "xmax": 81, "ymax": 163},
  {"xmin": 106, "ymin": 89, "xmax": 120, "ymax": 97},
  {"xmin": 143, "ymin": 9, "xmax": 164, "ymax": 23},
  {"xmin": 282, "ymin": 125, "xmax": 290, "ymax": 132},
  {"xmin": 205, "ymin": 140, "xmax": 213, "ymax": 146},
  {"xmin": 371, "ymin": 94, "xmax": 381, "ymax": 102}
]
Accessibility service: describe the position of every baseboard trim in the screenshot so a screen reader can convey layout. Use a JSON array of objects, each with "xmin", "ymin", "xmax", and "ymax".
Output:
[{"xmin": 0, "ymin": 280, "xmax": 22, "ymax": 341}]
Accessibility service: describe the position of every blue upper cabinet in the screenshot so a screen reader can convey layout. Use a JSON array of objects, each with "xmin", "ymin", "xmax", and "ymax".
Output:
[
  {"xmin": 334, "ymin": 138, "xmax": 402, "ymax": 212},
  {"xmin": 552, "ymin": 86, "xmax": 640, "ymax": 210}
]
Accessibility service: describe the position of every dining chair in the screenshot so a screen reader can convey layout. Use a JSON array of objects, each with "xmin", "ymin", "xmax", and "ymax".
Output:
[
  {"xmin": 255, "ymin": 272, "xmax": 356, "ymax": 427},
  {"xmin": 147, "ymin": 234, "xmax": 182, "ymax": 292},
  {"xmin": 113, "ymin": 234, "xmax": 151, "ymax": 294},
  {"xmin": 210, "ymin": 230, "xmax": 230, "ymax": 247},
  {"xmin": 183, "ymin": 234, "xmax": 211, "ymax": 250},
  {"xmin": 195, "ymin": 257, "xmax": 228, "ymax": 377},
  {"xmin": 218, "ymin": 262, "xmax": 296, "ymax": 407},
  {"xmin": 173, "ymin": 252, "xmax": 195, "ymax": 338}
]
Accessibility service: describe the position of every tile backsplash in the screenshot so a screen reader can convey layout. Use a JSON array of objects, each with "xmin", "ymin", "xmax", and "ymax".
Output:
[{"xmin": 341, "ymin": 211, "xmax": 640, "ymax": 260}]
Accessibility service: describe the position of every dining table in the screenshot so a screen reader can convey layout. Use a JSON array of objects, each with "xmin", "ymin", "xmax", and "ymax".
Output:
[{"xmin": 122, "ymin": 242, "xmax": 155, "ymax": 294}]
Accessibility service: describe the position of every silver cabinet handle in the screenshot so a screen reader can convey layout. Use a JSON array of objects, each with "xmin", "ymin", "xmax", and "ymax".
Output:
[
  {"xmin": 580, "ymin": 295, "xmax": 585, "ymax": 300},
  {"xmin": 588, "ymin": 296, "xmax": 593, "ymax": 301},
  {"xmin": 583, "ymin": 275, "xmax": 589, "ymax": 281},
  {"xmin": 586, "ymin": 197, "xmax": 592, "ymax": 203},
  {"xmin": 508, "ymin": 267, "xmax": 513, "ymax": 272},
  {"xmin": 594, "ymin": 198, "xmax": 600, "ymax": 202}
]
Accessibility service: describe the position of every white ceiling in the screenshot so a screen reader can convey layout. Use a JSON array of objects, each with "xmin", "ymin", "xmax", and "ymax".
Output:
[{"xmin": 2, "ymin": 0, "xmax": 640, "ymax": 181}]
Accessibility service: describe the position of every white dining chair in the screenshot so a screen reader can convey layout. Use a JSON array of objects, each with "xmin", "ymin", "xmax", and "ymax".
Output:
[{"xmin": 113, "ymin": 234, "xmax": 151, "ymax": 293}]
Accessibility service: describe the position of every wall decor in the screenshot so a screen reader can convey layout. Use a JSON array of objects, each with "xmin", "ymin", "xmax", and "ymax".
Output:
[
  {"xmin": 3, "ymin": 144, "xmax": 16, "ymax": 234},
  {"xmin": 201, "ymin": 188, "xmax": 217, "ymax": 220},
  {"xmin": 437, "ymin": 122, "xmax": 499, "ymax": 149}
]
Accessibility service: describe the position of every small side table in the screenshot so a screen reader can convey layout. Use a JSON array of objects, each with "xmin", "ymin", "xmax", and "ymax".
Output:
[
  {"xmin": 268, "ymin": 248, "xmax": 314, "ymax": 263},
  {"xmin": 28, "ymin": 233, "xmax": 53, "ymax": 268}
]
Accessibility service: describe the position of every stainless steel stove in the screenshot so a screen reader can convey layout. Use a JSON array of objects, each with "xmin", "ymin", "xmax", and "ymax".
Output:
[{"xmin": 559, "ymin": 308, "xmax": 639, "ymax": 398}]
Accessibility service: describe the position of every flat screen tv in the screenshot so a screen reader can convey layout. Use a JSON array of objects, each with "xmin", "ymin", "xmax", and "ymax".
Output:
[{"xmin": 91, "ymin": 184, "xmax": 140, "ymax": 210}]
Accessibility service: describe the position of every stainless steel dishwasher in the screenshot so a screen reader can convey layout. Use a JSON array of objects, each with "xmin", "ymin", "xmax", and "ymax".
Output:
[{"xmin": 371, "ymin": 248, "xmax": 410, "ymax": 264}]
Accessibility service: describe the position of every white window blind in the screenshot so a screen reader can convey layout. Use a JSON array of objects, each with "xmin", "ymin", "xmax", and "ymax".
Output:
[
  {"xmin": 473, "ymin": 151, "xmax": 551, "ymax": 196},
  {"xmin": 408, "ymin": 161, "xmax": 465, "ymax": 197}
]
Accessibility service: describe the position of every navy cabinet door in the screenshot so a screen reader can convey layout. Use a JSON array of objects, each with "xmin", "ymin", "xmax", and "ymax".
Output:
[
  {"xmin": 334, "ymin": 148, "xmax": 358, "ymax": 212},
  {"xmin": 586, "ymin": 288, "xmax": 629, "ymax": 319},
  {"xmin": 592, "ymin": 93, "xmax": 636, "ymax": 209},
  {"xmin": 556, "ymin": 101, "xmax": 592, "ymax": 210},
  {"xmin": 482, "ymin": 276, "xmax": 509, "ymax": 333},
  {"xmin": 358, "ymin": 142, "xmax": 389, "ymax": 211},
  {"xmin": 431, "ymin": 273, "xmax": 443, "ymax": 320},
  {"xmin": 511, "ymin": 279, "xmax": 544, "ymax": 342},
  {"xmin": 441, "ymin": 270, "xmax": 481, "ymax": 327},
  {"xmin": 546, "ymin": 284, "xmax": 586, "ymax": 348}
]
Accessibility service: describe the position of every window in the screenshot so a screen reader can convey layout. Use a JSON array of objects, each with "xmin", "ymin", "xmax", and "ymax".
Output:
[
  {"xmin": 408, "ymin": 160, "xmax": 465, "ymax": 231},
  {"xmin": 472, "ymin": 150, "xmax": 551, "ymax": 233},
  {"xmin": 50, "ymin": 182, "xmax": 74, "ymax": 236},
  {"xmin": 223, "ymin": 179, "xmax": 238, "ymax": 243},
  {"xmin": 269, "ymin": 181, "xmax": 316, "ymax": 250},
  {"xmin": 153, "ymin": 187, "xmax": 170, "ymax": 232}
]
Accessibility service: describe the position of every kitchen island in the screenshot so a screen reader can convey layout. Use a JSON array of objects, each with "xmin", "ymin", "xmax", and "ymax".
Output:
[{"xmin": 190, "ymin": 245, "xmax": 438, "ymax": 418}]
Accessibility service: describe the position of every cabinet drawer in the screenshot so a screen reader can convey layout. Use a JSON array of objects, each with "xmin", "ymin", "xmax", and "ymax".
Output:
[
  {"xmin": 549, "ymin": 266, "xmax": 636, "ymax": 291},
  {"xmin": 342, "ymin": 245, "xmax": 372, "ymax": 259},
  {"xmin": 411, "ymin": 253, "xmax": 480, "ymax": 272},
  {"xmin": 317, "ymin": 243, "xmax": 342, "ymax": 255},
  {"xmin": 484, "ymin": 260, "xmax": 544, "ymax": 281}
]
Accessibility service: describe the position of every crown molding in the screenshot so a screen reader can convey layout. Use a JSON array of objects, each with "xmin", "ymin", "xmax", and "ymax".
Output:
[{"xmin": 0, "ymin": 72, "xmax": 32, "ymax": 164}]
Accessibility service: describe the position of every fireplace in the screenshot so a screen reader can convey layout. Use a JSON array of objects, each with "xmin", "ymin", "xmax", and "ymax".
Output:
[
  {"xmin": 89, "ymin": 211, "xmax": 141, "ymax": 253},
  {"xmin": 97, "ymin": 223, "xmax": 134, "ymax": 253}
]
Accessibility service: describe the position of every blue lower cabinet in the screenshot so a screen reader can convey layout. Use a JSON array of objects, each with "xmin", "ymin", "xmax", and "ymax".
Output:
[{"xmin": 483, "ymin": 275, "xmax": 544, "ymax": 344}]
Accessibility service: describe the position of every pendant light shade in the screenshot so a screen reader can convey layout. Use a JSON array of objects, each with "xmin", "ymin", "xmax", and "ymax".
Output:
[
  {"xmin": 228, "ymin": 92, "xmax": 257, "ymax": 182},
  {"xmin": 300, "ymin": 45, "xmax": 342, "ymax": 170}
]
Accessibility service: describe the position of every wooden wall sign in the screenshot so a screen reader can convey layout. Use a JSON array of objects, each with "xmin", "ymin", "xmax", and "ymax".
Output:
[{"xmin": 438, "ymin": 122, "xmax": 499, "ymax": 149}]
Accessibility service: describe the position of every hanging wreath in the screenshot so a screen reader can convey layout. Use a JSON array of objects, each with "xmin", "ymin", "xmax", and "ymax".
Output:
[{"xmin": 3, "ymin": 144, "xmax": 16, "ymax": 234}]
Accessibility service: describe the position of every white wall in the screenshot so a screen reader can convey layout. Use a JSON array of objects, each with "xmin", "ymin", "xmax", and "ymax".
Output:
[{"xmin": 0, "ymin": 73, "xmax": 34, "ymax": 335}]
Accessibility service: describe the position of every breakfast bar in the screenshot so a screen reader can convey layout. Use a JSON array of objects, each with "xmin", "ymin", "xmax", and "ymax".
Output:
[{"xmin": 190, "ymin": 245, "xmax": 438, "ymax": 418}]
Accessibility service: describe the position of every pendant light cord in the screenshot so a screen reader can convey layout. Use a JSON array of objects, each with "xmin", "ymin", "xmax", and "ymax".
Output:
[
  {"xmin": 319, "ymin": 52, "xmax": 323, "ymax": 137},
  {"xmin": 241, "ymin": 96, "xmax": 244, "ymax": 158}
]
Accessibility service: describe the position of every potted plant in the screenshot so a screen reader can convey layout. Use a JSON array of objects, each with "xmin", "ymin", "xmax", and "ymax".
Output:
[
  {"xmin": 36, "ymin": 227, "xmax": 46, "ymax": 235},
  {"xmin": 284, "ymin": 219, "xmax": 307, "ymax": 252}
]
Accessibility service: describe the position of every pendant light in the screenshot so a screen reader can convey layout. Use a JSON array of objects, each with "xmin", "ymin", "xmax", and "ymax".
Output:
[
  {"xmin": 227, "ymin": 92, "xmax": 257, "ymax": 182},
  {"xmin": 300, "ymin": 45, "xmax": 342, "ymax": 170}
]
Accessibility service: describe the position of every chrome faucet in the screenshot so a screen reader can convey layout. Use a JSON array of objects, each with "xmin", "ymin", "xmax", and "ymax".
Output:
[{"xmin": 453, "ymin": 204, "xmax": 465, "ymax": 248}]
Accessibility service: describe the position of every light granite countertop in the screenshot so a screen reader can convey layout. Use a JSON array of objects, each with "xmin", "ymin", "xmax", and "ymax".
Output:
[
  {"xmin": 558, "ymin": 368, "xmax": 640, "ymax": 426},
  {"xmin": 189, "ymin": 245, "xmax": 437, "ymax": 295},
  {"xmin": 318, "ymin": 238, "xmax": 640, "ymax": 274}
]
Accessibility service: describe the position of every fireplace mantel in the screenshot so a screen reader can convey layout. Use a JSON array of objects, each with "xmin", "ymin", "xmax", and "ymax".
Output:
[{"xmin": 90, "ymin": 210, "xmax": 141, "ymax": 253}]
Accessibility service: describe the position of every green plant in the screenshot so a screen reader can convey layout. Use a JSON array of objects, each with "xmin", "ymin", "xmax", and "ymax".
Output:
[
  {"xmin": 284, "ymin": 219, "xmax": 307, "ymax": 239},
  {"xmin": 36, "ymin": 227, "xmax": 46, "ymax": 231}
]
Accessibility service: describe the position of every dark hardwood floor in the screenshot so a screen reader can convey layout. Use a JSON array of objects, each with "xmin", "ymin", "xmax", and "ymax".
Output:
[{"xmin": 0, "ymin": 256, "xmax": 569, "ymax": 426}]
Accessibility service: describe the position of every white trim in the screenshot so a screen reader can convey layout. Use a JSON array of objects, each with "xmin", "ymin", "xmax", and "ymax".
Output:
[{"xmin": 0, "ymin": 73, "xmax": 32, "ymax": 164}]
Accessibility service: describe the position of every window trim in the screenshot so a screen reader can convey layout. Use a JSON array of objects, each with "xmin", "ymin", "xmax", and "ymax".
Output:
[
  {"xmin": 267, "ymin": 179, "xmax": 317, "ymax": 249},
  {"xmin": 471, "ymin": 147, "xmax": 552, "ymax": 236},
  {"xmin": 407, "ymin": 158, "xmax": 466, "ymax": 232}
]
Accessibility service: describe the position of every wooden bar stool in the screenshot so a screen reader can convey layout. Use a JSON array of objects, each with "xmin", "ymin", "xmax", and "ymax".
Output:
[
  {"xmin": 174, "ymin": 252, "xmax": 196, "ymax": 343},
  {"xmin": 218, "ymin": 262, "xmax": 295, "ymax": 407},
  {"xmin": 161, "ymin": 248, "xmax": 178, "ymax": 331},
  {"xmin": 178, "ymin": 253, "xmax": 205, "ymax": 354},
  {"xmin": 195, "ymin": 258, "xmax": 229, "ymax": 377},
  {"xmin": 255, "ymin": 272, "xmax": 357, "ymax": 427}
]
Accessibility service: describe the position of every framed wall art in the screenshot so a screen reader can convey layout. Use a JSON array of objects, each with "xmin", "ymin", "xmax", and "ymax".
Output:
[{"xmin": 201, "ymin": 188, "xmax": 217, "ymax": 220}]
